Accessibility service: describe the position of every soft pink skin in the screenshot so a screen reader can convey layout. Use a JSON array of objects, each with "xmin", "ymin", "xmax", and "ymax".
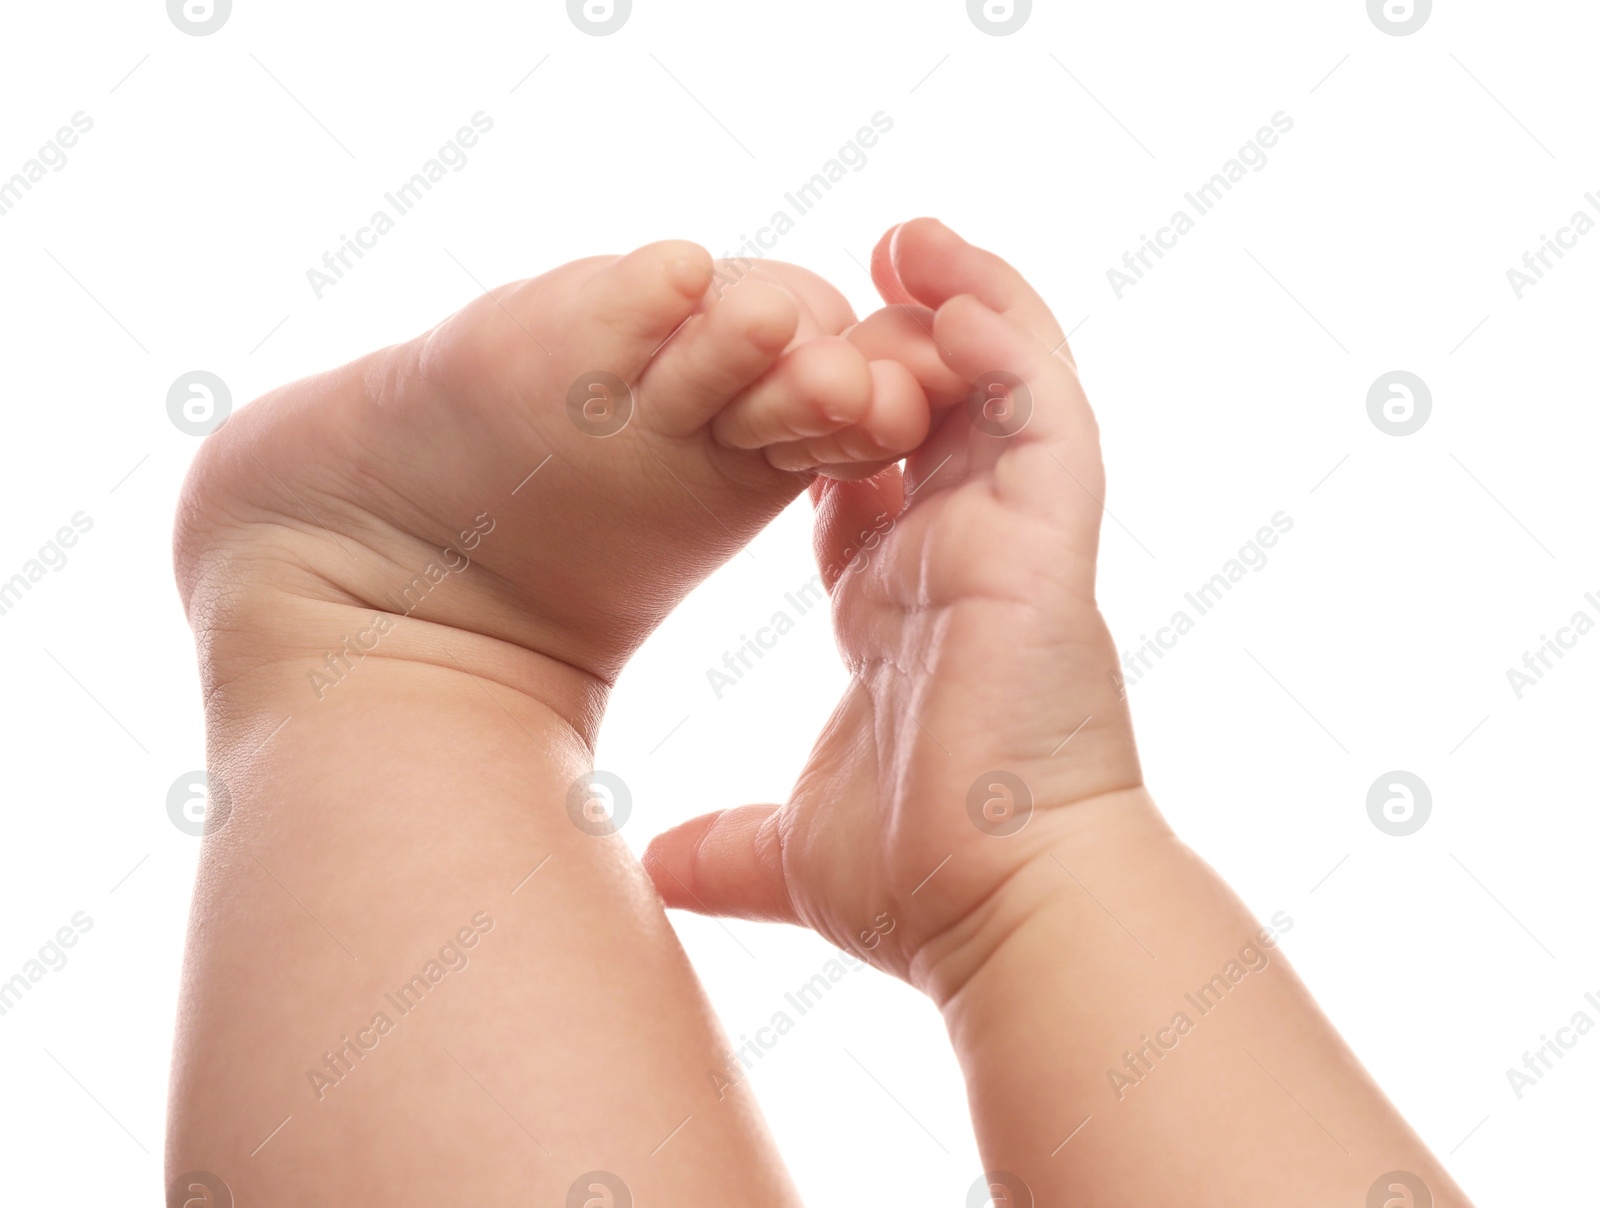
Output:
[
  {"xmin": 646, "ymin": 219, "xmax": 1476, "ymax": 1208},
  {"xmin": 646, "ymin": 218, "xmax": 1141, "ymax": 978},
  {"xmin": 176, "ymin": 243, "xmax": 931, "ymax": 711},
  {"xmin": 166, "ymin": 218, "xmax": 1472, "ymax": 1207},
  {"xmin": 166, "ymin": 242, "xmax": 930, "ymax": 1205}
]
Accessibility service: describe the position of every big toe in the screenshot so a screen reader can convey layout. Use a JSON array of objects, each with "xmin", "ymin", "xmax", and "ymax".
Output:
[{"xmin": 563, "ymin": 240, "xmax": 715, "ymax": 385}]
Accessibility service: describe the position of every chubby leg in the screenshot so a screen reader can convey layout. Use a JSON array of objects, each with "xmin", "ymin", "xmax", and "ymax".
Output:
[
  {"xmin": 162, "ymin": 242, "xmax": 924, "ymax": 1204},
  {"xmin": 166, "ymin": 657, "xmax": 798, "ymax": 1205}
]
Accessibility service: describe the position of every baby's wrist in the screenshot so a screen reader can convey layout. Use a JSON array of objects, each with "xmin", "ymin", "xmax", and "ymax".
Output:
[{"xmin": 909, "ymin": 786, "xmax": 1173, "ymax": 1009}]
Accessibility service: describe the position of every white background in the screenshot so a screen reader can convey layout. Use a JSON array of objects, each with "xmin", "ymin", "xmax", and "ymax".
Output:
[{"xmin": 0, "ymin": 0, "xmax": 1590, "ymax": 1202}]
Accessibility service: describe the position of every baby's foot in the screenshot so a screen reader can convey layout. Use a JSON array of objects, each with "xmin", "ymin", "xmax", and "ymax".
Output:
[{"xmin": 175, "ymin": 242, "xmax": 929, "ymax": 725}]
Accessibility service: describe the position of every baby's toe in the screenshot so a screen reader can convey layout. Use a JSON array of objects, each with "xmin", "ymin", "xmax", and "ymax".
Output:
[
  {"xmin": 563, "ymin": 240, "xmax": 714, "ymax": 384},
  {"xmin": 637, "ymin": 274, "xmax": 800, "ymax": 436},
  {"xmin": 765, "ymin": 360, "xmax": 929, "ymax": 475},
  {"xmin": 709, "ymin": 336, "xmax": 873, "ymax": 451}
]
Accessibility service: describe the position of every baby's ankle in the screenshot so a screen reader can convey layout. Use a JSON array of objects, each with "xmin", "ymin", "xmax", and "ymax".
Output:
[{"xmin": 185, "ymin": 550, "xmax": 605, "ymax": 746}]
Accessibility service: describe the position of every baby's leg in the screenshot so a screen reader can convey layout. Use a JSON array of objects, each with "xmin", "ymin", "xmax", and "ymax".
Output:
[
  {"xmin": 168, "ymin": 662, "xmax": 795, "ymax": 1205},
  {"xmin": 164, "ymin": 244, "xmax": 927, "ymax": 1204}
]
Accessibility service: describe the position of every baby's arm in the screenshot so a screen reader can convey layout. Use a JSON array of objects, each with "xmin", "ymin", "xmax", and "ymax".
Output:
[
  {"xmin": 927, "ymin": 789, "xmax": 1467, "ymax": 1206},
  {"xmin": 647, "ymin": 219, "xmax": 1473, "ymax": 1207}
]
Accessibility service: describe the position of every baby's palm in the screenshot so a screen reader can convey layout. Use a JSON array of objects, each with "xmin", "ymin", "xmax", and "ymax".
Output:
[{"xmin": 648, "ymin": 223, "xmax": 1143, "ymax": 980}]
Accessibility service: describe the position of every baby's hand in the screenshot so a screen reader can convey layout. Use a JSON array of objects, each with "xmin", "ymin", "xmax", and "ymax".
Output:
[{"xmin": 646, "ymin": 220, "xmax": 1148, "ymax": 997}]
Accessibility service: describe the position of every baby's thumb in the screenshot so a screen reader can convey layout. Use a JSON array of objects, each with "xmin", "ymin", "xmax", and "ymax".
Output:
[{"xmin": 644, "ymin": 805, "xmax": 798, "ymax": 925}]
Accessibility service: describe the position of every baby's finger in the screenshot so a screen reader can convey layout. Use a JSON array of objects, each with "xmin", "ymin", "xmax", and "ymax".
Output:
[
  {"xmin": 845, "ymin": 305, "xmax": 970, "ymax": 408},
  {"xmin": 932, "ymin": 295, "xmax": 1107, "ymax": 540},
  {"xmin": 644, "ymin": 806, "xmax": 798, "ymax": 924},
  {"xmin": 872, "ymin": 219, "xmax": 1070, "ymax": 358},
  {"xmin": 811, "ymin": 469, "xmax": 905, "ymax": 593},
  {"xmin": 807, "ymin": 468, "xmax": 903, "ymax": 508},
  {"xmin": 933, "ymin": 294, "xmax": 1093, "ymax": 450}
]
